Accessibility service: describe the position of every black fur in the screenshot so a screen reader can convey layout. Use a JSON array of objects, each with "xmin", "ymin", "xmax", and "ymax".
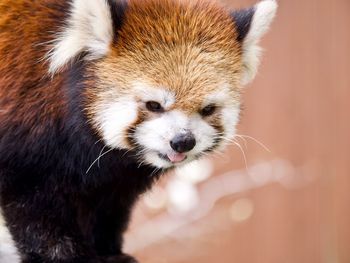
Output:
[
  {"xmin": 0, "ymin": 60, "xmax": 162, "ymax": 262},
  {"xmin": 107, "ymin": 0, "xmax": 128, "ymax": 43},
  {"xmin": 0, "ymin": 2, "xmax": 163, "ymax": 262},
  {"xmin": 0, "ymin": 1, "xmax": 252, "ymax": 262},
  {"xmin": 231, "ymin": 7, "xmax": 255, "ymax": 42}
]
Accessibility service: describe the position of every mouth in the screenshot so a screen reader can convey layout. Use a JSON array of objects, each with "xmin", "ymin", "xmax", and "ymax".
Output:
[{"xmin": 158, "ymin": 152, "xmax": 188, "ymax": 164}]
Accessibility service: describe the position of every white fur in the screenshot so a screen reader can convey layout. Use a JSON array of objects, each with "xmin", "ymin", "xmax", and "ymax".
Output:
[
  {"xmin": 241, "ymin": 0, "xmax": 278, "ymax": 85},
  {"xmin": 95, "ymin": 84, "xmax": 241, "ymax": 169},
  {"xmin": 97, "ymin": 99, "xmax": 139, "ymax": 149},
  {"xmin": 219, "ymin": 105, "xmax": 240, "ymax": 149},
  {"xmin": 48, "ymin": 0, "xmax": 113, "ymax": 74},
  {"xmin": 96, "ymin": 84, "xmax": 176, "ymax": 150},
  {"xmin": 202, "ymin": 88, "xmax": 240, "ymax": 150},
  {"xmin": 135, "ymin": 110, "xmax": 215, "ymax": 168},
  {"xmin": 133, "ymin": 88, "xmax": 240, "ymax": 168},
  {"xmin": 0, "ymin": 213, "xmax": 20, "ymax": 263},
  {"xmin": 133, "ymin": 83, "xmax": 176, "ymax": 109},
  {"xmin": 202, "ymin": 85, "xmax": 234, "ymax": 107}
]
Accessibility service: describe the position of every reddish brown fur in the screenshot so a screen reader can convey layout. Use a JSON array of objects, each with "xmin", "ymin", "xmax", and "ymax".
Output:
[
  {"xmin": 0, "ymin": 0, "xmax": 70, "ymax": 134},
  {"xmin": 87, "ymin": 0, "xmax": 243, "ymax": 118},
  {"xmin": 0, "ymin": 0, "xmax": 243, "ymax": 133},
  {"xmin": 0, "ymin": 1, "xmax": 248, "ymax": 261}
]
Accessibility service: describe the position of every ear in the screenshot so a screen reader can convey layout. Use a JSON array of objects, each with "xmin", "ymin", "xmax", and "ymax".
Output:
[
  {"xmin": 47, "ymin": 0, "xmax": 127, "ymax": 75},
  {"xmin": 232, "ymin": 0, "xmax": 278, "ymax": 85}
]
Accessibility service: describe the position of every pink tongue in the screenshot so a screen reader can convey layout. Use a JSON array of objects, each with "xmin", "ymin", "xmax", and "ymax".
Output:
[{"xmin": 167, "ymin": 153, "xmax": 186, "ymax": 163}]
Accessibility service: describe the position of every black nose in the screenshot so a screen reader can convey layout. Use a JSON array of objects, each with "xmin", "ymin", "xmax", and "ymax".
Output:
[{"xmin": 170, "ymin": 132, "xmax": 196, "ymax": 153}]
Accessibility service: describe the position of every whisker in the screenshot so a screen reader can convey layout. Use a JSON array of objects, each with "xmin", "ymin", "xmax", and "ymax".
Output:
[
  {"xmin": 86, "ymin": 148, "xmax": 114, "ymax": 174},
  {"xmin": 235, "ymin": 134, "xmax": 271, "ymax": 153},
  {"xmin": 149, "ymin": 168, "xmax": 159, "ymax": 177},
  {"xmin": 97, "ymin": 145, "xmax": 107, "ymax": 168},
  {"xmin": 232, "ymin": 140, "xmax": 249, "ymax": 172},
  {"xmin": 122, "ymin": 148, "xmax": 135, "ymax": 158},
  {"xmin": 234, "ymin": 135, "xmax": 248, "ymax": 149},
  {"xmin": 210, "ymin": 148, "xmax": 225, "ymax": 157},
  {"xmin": 94, "ymin": 139, "xmax": 103, "ymax": 145}
]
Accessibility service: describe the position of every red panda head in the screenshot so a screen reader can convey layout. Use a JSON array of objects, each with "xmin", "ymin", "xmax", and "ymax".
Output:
[{"xmin": 48, "ymin": 0, "xmax": 277, "ymax": 168}]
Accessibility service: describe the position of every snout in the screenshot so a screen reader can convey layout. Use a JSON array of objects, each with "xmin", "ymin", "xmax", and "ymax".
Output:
[{"xmin": 170, "ymin": 132, "xmax": 196, "ymax": 153}]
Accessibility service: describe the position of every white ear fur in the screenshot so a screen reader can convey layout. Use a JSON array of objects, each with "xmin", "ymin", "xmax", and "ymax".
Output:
[
  {"xmin": 241, "ymin": 0, "xmax": 277, "ymax": 85},
  {"xmin": 47, "ymin": 0, "xmax": 113, "ymax": 75}
]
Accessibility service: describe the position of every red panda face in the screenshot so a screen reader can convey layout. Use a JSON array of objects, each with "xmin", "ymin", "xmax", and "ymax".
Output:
[
  {"xmin": 84, "ymin": 0, "xmax": 243, "ymax": 168},
  {"xmin": 93, "ymin": 87, "xmax": 239, "ymax": 168},
  {"xmin": 86, "ymin": 67, "xmax": 241, "ymax": 168},
  {"xmin": 48, "ymin": 0, "xmax": 277, "ymax": 168}
]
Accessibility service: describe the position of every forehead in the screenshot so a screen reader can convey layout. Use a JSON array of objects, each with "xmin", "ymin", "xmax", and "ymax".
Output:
[
  {"xmin": 94, "ymin": 0, "xmax": 243, "ymax": 109},
  {"xmin": 97, "ymin": 45, "xmax": 242, "ymax": 112},
  {"xmin": 110, "ymin": 0, "xmax": 243, "ymax": 74}
]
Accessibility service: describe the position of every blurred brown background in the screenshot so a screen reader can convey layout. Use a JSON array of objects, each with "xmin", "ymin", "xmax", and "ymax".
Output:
[{"xmin": 124, "ymin": 0, "xmax": 349, "ymax": 262}]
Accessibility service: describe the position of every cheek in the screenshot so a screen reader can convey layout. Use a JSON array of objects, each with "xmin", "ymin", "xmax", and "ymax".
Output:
[
  {"xmin": 193, "ymin": 106, "xmax": 241, "ymax": 152},
  {"xmin": 190, "ymin": 118, "xmax": 218, "ymax": 152},
  {"xmin": 95, "ymin": 100, "xmax": 139, "ymax": 149},
  {"xmin": 221, "ymin": 106, "xmax": 240, "ymax": 140}
]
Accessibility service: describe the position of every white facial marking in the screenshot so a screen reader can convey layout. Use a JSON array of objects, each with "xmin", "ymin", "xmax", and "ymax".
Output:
[
  {"xmin": 219, "ymin": 105, "xmax": 240, "ymax": 149},
  {"xmin": 47, "ymin": 0, "xmax": 113, "ymax": 74},
  {"xmin": 189, "ymin": 114, "xmax": 217, "ymax": 152},
  {"xmin": 241, "ymin": 0, "xmax": 278, "ymax": 85},
  {"xmin": 135, "ymin": 110, "xmax": 188, "ymax": 152},
  {"xmin": 95, "ymin": 84, "xmax": 240, "ymax": 169},
  {"xmin": 135, "ymin": 110, "xmax": 215, "ymax": 168},
  {"xmin": 202, "ymin": 88, "xmax": 241, "ymax": 150},
  {"xmin": 97, "ymin": 99, "xmax": 138, "ymax": 149},
  {"xmin": 133, "ymin": 82, "xmax": 175, "ymax": 109},
  {"xmin": 134, "ymin": 87, "xmax": 241, "ymax": 168},
  {"xmin": 202, "ymin": 85, "xmax": 232, "ymax": 107}
]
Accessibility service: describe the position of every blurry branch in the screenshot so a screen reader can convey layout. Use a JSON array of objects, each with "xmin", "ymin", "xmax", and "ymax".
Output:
[{"xmin": 125, "ymin": 159, "xmax": 317, "ymax": 253}]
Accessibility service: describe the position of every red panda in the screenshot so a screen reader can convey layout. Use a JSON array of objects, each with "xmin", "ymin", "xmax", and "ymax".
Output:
[{"xmin": 0, "ymin": 0, "xmax": 277, "ymax": 262}]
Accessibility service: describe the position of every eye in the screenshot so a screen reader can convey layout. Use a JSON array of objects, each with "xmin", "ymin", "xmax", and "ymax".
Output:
[
  {"xmin": 146, "ymin": 101, "xmax": 164, "ymax": 113},
  {"xmin": 200, "ymin": 104, "xmax": 217, "ymax": 117}
]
